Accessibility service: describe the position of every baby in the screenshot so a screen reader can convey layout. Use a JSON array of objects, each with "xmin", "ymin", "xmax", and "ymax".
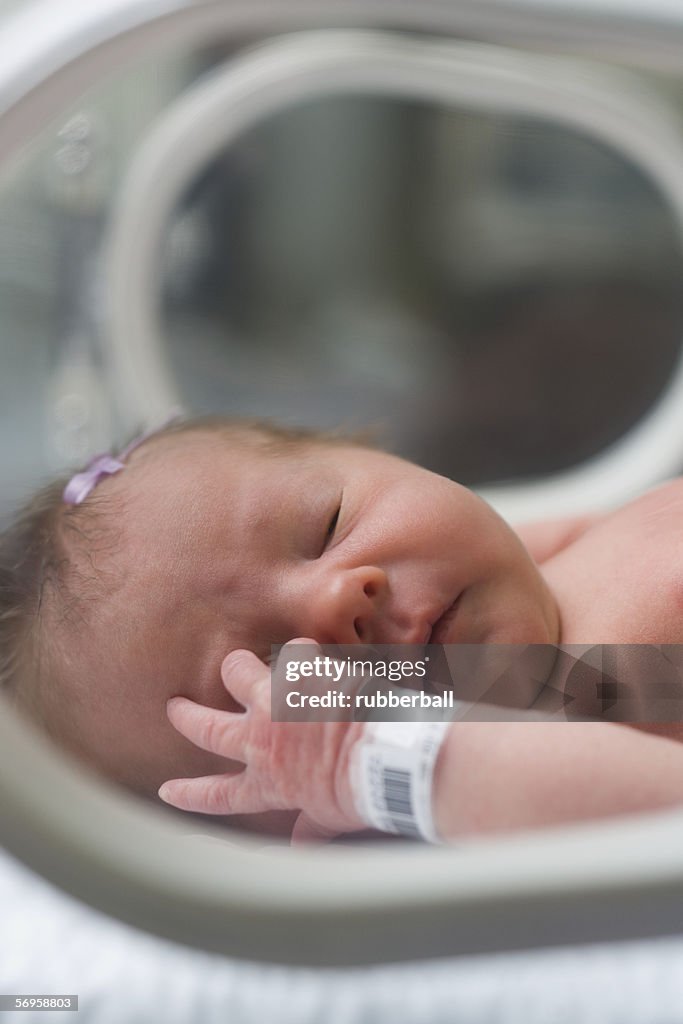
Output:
[{"xmin": 4, "ymin": 414, "xmax": 683, "ymax": 842}]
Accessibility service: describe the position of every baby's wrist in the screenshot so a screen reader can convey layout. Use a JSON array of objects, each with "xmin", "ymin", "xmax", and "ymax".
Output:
[
  {"xmin": 334, "ymin": 722, "xmax": 368, "ymax": 832},
  {"xmin": 344, "ymin": 721, "xmax": 451, "ymax": 841}
]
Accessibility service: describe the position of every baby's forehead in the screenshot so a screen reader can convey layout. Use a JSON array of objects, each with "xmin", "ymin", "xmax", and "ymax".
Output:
[
  {"xmin": 126, "ymin": 431, "xmax": 344, "ymax": 505},
  {"xmin": 117, "ymin": 430, "xmax": 305, "ymax": 561},
  {"xmin": 117, "ymin": 429, "xmax": 393, "ymax": 551},
  {"xmin": 120, "ymin": 437, "xmax": 242, "ymax": 555},
  {"xmin": 87, "ymin": 442, "xmax": 250, "ymax": 674}
]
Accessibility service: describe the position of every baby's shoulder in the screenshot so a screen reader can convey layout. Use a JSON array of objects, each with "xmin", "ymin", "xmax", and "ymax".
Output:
[
  {"xmin": 550, "ymin": 477, "xmax": 683, "ymax": 643},
  {"xmin": 597, "ymin": 477, "xmax": 683, "ymax": 579},
  {"xmin": 582, "ymin": 476, "xmax": 683, "ymax": 540},
  {"xmin": 621, "ymin": 476, "xmax": 683, "ymax": 522}
]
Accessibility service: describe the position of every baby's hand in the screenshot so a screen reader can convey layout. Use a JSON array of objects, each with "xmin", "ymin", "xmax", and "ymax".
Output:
[{"xmin": 158, "ymin": 640, "xmax": 365, "ymax": 843}]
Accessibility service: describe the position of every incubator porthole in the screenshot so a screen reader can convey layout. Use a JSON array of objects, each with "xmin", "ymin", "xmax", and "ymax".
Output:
[{"xmin": 117, "ymin": 49, "xmax": 683, "ymax": 495}]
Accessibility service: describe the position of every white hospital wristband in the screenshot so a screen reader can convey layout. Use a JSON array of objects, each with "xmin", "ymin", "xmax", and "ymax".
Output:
[{"xmin": 349, "ymin": 721, "xmax": 450, "ymax": 843}]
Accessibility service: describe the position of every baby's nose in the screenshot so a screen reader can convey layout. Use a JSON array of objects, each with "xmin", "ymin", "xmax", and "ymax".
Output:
[{"xmin": 306, "ymin": 565, "xmax": 387, "ymax": 644}]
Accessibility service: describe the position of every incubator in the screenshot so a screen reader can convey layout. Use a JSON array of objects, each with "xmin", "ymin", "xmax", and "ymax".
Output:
[{"xmin": 5, "ymin": 0, "xmax": 683, "ymax": 1012}]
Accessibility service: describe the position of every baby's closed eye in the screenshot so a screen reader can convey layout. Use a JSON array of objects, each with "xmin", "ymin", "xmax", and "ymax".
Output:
[{"xmin": 321, "ymin": 506, "xmax": 341, "ymax": 553}]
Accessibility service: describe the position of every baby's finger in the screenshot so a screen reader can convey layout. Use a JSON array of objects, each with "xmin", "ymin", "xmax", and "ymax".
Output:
[
  {"xmin": 158, "ymin": 772, "xmax": 252, "ymax": 816},
  {"xmin": 272, "ymin": 637, "xmax": 321, "ymax": 681},
  {"xmin": 220, "ymin": 649, "xmax": 268, "ymax": 706},
  {"xmin": 278, "ymin": 637, "xmax": 320, "ymax": 660},
  {"xmin": 166, "ymin": 697, "xmax": 247, "ymax": 758}
]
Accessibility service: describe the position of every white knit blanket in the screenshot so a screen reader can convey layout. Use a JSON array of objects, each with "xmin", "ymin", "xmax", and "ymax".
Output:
[{"xmin": 2, "ymin": 844, "xmax": 683, "ymax": 1024}]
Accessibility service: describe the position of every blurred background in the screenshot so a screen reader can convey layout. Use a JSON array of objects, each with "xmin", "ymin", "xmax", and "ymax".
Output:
[{"xmin": 1, "ymin": 0, "xmax": 682, "ymax": 525}]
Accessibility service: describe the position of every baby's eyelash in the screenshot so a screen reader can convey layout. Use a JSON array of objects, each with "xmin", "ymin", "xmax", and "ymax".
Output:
[
  {"xmin": 320, "ymin": 503, "xmax": 341, "ymax": 557},
  {"xmin": 325, "ymin": 507, "xmax": 340, "ymax": 542}
]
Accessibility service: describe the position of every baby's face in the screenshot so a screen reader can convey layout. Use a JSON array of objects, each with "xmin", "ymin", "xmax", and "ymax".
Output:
[{"xmin": 60, "ymin": 434, "xmax": 558, "ymax": 802}]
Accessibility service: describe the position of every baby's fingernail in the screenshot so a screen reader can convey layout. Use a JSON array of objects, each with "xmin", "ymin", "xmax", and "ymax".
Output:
[
  {"xmin": 158, "ymin": 784, "xmax": 170, "ymax": 801},
  {"xmin": 286, "ymin": 637, "xmax": 319, "ymax": 648}
]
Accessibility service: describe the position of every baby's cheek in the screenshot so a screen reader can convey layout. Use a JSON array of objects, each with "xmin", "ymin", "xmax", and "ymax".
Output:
[
  {"xmin": 201, "ymin": 681, "xmax": 245, "ymax": 715},
  {"xmin": 219, "ymin": 691, "xmax": 247, "ymax": 714},
  {"xmin": 171, "ymin": 730, "xmax": 242, "ymax": 781}
]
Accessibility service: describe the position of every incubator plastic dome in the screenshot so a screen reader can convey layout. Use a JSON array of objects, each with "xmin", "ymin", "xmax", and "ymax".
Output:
[{"xmin": 5, "ymin": 0, "xmax": 683, "ymax": 966}]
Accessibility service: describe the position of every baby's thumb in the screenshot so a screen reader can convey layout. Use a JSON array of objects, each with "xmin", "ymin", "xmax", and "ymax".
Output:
[{"xmin": 290, "ymin": 812, "xmax": 341, "ymax": 847}]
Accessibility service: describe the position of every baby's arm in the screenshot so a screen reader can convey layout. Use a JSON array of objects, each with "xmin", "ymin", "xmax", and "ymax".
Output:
[
  {"xmin": 159, "ymin": 643, "xmax": 683, "ymax": 842},
  {"xmin": 435, "ymin": 720, "xmax": 683, "ymax": 837},
  {"xmin": 513, "ymin": 513, "xmax": 603, "ymax": 564}
]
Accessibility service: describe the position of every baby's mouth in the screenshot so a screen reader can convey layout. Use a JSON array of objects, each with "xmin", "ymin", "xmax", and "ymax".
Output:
[{"xmin": 428, "ymin": 593, "xmax": 463, "ymax": 646}]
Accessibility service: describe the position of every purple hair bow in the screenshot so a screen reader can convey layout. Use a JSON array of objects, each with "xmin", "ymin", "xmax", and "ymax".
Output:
[
  {"xmin": 62, "ymin": 454, "xmax": 126, "ymax": 505},
  {"xmin": 62, "ymin": 411, "xmax": 181, "ymax": 506}
]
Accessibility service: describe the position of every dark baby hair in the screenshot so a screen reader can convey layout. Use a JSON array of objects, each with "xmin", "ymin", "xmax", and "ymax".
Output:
[{"xmin": 0, "ymin": 476, "xmax": 71, "ymax": 719}]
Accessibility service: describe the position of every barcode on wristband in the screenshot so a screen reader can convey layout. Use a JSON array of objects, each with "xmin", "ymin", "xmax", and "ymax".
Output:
[
  {"xmin": 382, "ymin": 766, "xmax": 413, "ymax": 815},
  {"xmin": 378, "ymin": 766, "xmax": 420, "ymax": 837},
  {"xmin": 352, "ymin": 722, "xmax": 449, "ymax": 842}
]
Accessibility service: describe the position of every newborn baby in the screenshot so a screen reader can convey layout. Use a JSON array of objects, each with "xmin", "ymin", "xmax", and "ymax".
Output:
[{"xmin": 3, "ymin": 415, "xmax": 683, "ymax": 841}]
